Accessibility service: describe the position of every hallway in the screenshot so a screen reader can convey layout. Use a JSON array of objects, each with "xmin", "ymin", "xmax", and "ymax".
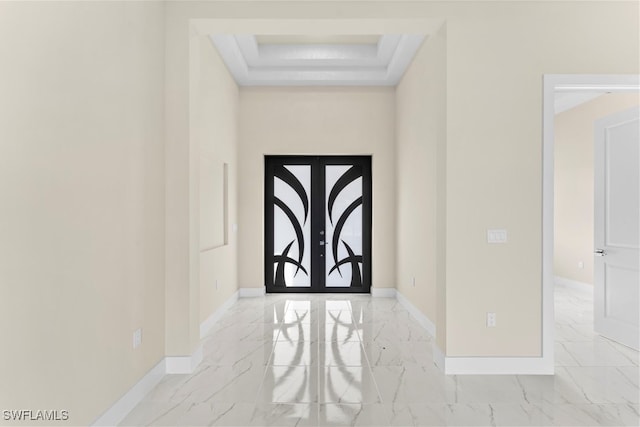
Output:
[{"xmin": 121, "ymin": 286, "xmax": 638, "ymax": 426}]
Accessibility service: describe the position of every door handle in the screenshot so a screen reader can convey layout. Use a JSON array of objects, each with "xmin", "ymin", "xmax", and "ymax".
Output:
[
  {"xmin": 319, "ymin": 241, "xmax": 326, "ymax": 245},
  {"xmin": 594, "ymin": 249, "xmax": 606, "ymax": 257}
]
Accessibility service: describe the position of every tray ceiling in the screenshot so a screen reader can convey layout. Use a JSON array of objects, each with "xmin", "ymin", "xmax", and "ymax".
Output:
[{"xmin": 209, "ymin": 33, "xmax": 426, "ymax": 86}]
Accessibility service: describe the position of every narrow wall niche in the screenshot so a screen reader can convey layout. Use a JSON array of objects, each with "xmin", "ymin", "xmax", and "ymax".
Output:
[{"xmin": 200, "ymin": 159, "xmax": 230, "ymax": 251}]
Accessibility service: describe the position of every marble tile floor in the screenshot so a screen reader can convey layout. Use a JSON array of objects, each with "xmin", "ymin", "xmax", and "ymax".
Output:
[{"xmin": 121, "ymin": 287, "xmax": 638, "ymax": 426}]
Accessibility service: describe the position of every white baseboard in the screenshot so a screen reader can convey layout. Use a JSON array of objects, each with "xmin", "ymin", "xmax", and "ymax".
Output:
[
  {"xmin": 94, "ymin": 347, "xmax": 204, "ymax": 425},
  {"xmin": 239, "ymin": 287, "xmax": 266, "ymax": 297},
  {"xmin": 165, "ymin": 343, "xmax": 203, "ymax": 374},
  {"xmin": 554, "ymin": 276, "xmax": 593, "ymax": 294},
  {"xmin": 441, "ymin": 355, "xmax": 554, "ymax": 375},
  {"xmin": 200, "ymin": 290, "xmax": 239, "ymax": 338},
  {"xmin": 92, "ymin": 359, "xmax": 165, "ymax": 426},
  {"xmin": 371, "ymin": 287, "xmax": 396, "ymax": 298},
  {"xmin": 396, "ymin": 290, "xmax": 436, "ymax": 337},
  {"xmin": 94, "ymin": 290, "xmax": 242, "ymax": 425},
  {"xmin": 393, "ymin": 290, "xmax": 553, "ymax": 375}
]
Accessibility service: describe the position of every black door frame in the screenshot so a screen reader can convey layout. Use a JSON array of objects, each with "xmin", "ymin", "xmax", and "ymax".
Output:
[{"xmin": 265, "ymin": 155, "xmax": 372, "ymax": 293}]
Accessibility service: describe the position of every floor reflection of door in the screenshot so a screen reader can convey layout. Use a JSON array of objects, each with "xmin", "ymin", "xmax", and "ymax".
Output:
[
  {"xmin": 262, "ymin": 298, "xmax": 381, "ymax": 413},
  {"xmin": 265, "ymin": 156, "xmax": 372, "ymax": 293}
]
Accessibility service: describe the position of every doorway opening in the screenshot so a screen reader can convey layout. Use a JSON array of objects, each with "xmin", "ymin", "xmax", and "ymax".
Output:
[
  {"xmin": 264, "ymin": 156, "xmax": 372, "ymax": 293},
  {"xmin": 543, "ymin": 75, "xmax": 640, "ymax": 371}
]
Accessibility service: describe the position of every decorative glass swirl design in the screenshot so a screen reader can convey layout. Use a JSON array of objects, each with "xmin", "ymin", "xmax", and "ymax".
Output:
[
  {"xmin": 273, "ymin": 165, "xmax": 311, "ymax": 287},
  {"xmin": 325, "ymin": 165, "xmax": 364, "ymax": 288}
]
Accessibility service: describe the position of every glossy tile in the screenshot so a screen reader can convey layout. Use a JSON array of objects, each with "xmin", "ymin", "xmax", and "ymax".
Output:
[
  {"xmin": 371, "ymin": 364, "xmax": 457, "ymax": 404},
  {"xmin": 278, "ymin": 321, "xmax": 317, "ymax": 342},
  {"xmin": 562, "ymin": 341, "xmax": 638, "ymax": 367},
  {"xmin": 200, "ymin": 340, "xmax": 274, "ymax": 367},
  {"xmin": 277, "ymin": 317, "xmax": 361, "ymax": 343},
  {"xmin": 608, "ymin": 340, "xmax": 640, "ymax": 366},
  {"xmin": 120, "ymin": 285, "xmax": 639, "ymax": 426},
  {"xmin": 554, "ymin": 342, "xmax": 582, "ymax": 367},
  {"xmin": 270, "ymin": 340, "xmax": 318, "ymax": 366},
  {"xmin": 356, "ymin": 318, "xmax": 430, "ymax": 342},
  {"xmin": 318, "ymin": 403, "xmax": 393, "ymax": 426},
  {"xmin": 319, "ymin": 367, "xmax": 382, "ymax": 404},
  {"xmin": 454, "ymin": 375, "xmax": 534, "ymax": 404},
  {"xmin": 321, "ymin": 341, "xmax": 368, "ymax": 366},
  {"xmin": 248, "ymin": 403, "xmax": 319, "ymax": 426},
  {"xmin": 363, "ymin": 339, "xmax": 418, "ymax": 366},
  {"xmin": 557, "ymin": 366, "xmax": 639, "ymax": 404},
  {"xmin": 541, "ymin": 403, "xmax": 640, "ymax": 426},
  {"xmin": 555, "ymin": 322, "xmax": 596, "ymax": 342},
  {"xmin": 258, "ymin": 366, "xmax": 319, "ymax": 403},
  {"xmin": 176, "ymin": 362, "xmax": 267, "ymax": 404},
  {"xmin": 483, "ymin": 403, "xmax": 553, "ymax": 426},
  {"xmin": 120, "ymin": 400, "xmax": 184, "ymax": 426},
  {"xmin": 283, "ymin": 309, "xmax": 315, "ymax": 324},
  {"xmin": 181, "ymin": 402, "xmax": 254, "ymax": 427},
  {"xmin": 438, "ymin": 403, "xmax": 496, "ymax": 426},
  {"xmin": 407, "ymin": 340, "xmax": 435, "ymax": 365},
  {"xmin": 204, "ymin": 321, "xmax": 281, "ymax": 342},
  {"xmin": 321, "ymin": 321, "xmax": 363, "ymax": 343}
]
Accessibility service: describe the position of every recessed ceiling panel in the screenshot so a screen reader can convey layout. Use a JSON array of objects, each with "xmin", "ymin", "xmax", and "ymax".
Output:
[
  {"xmin": 210, "ymin": 33, "xmax": 426, "ymax": 86},
  {"xmin": 255, "ymin": 34, "xmax": 381, "ymax": 45}
]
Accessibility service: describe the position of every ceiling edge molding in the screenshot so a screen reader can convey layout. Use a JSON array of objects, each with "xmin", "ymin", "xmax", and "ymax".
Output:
[{"xmin": 209, "ymin": 33, "xmax": 426, "ymax": 86}]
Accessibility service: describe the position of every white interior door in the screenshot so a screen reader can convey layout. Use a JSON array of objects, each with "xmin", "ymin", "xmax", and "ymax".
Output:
[{"xmin": 594, "ymin": 106, "xmax": 640, "ymax": 350}]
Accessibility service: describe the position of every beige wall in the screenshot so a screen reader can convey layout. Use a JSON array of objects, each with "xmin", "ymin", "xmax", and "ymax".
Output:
[
  {"xmin": 0, "ymin": 1, "xmax": 166, "ymax": 425},
  {"xmin": 174, "ymin": 0, "xmax": 637, "ymax": 359},
  {"xmin": 2, "ymin": 2, "xmax": 638, "ymax": 423},
  {"xmin": 193, "ymin": 36, "xmax": 240, "ymax": 324},
  {"xmin": 164, "ymin": 0, "xmax": 640, "ymax": 362},
  {"xmin": 554, "ymin": 93, "xmax": 640, "ymax": 285},
  {"xmin": 238, "ymin": 87, "xmax": 396, "ymax": 289},
  {"xmin": 395, "ymin": 25, "xmax": 447, "ymax": 350},
  {"xmin": 442, "ymin": 1, "xmax": 638, "ymax": 357},
  {"xmin": 164, "ymin": 1, "xmax": 196, "ymax": 357},
  {"xmin": 165, "ymin": 7, "xmax": 242, "ymax": 357}
]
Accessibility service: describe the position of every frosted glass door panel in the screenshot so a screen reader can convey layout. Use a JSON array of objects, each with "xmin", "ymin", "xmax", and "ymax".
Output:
[
  {"xmin": 265, "ymin": 156, "xmax": 370, "ymax": 293},
  {"xmin": 273, "ymin": 165, "xmax": 311, "ymax": 287},
  {"xmin": 325, "ymin": 165, "xmax": 364, "ymax": 288}
]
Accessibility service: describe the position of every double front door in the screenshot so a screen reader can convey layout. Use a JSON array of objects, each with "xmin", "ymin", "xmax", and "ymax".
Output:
[{"xmin": 265, "ymin": 156, "xmax": 372, "ymax": 293}]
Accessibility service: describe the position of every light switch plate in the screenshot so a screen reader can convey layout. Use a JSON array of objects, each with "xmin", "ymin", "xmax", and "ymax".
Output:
[
  {"xmin": 487, "ymin": 229, "xmax": 508, "ymax": 243},
  {"xmin": 487, "ymin": 312, "xmax": 497, "ymax": 327}
]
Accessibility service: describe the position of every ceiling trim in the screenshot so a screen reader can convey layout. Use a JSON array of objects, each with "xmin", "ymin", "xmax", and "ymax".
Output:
[{"xmin": 209, "ymin": 33, "xmax": 426, "ymax": 86}]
